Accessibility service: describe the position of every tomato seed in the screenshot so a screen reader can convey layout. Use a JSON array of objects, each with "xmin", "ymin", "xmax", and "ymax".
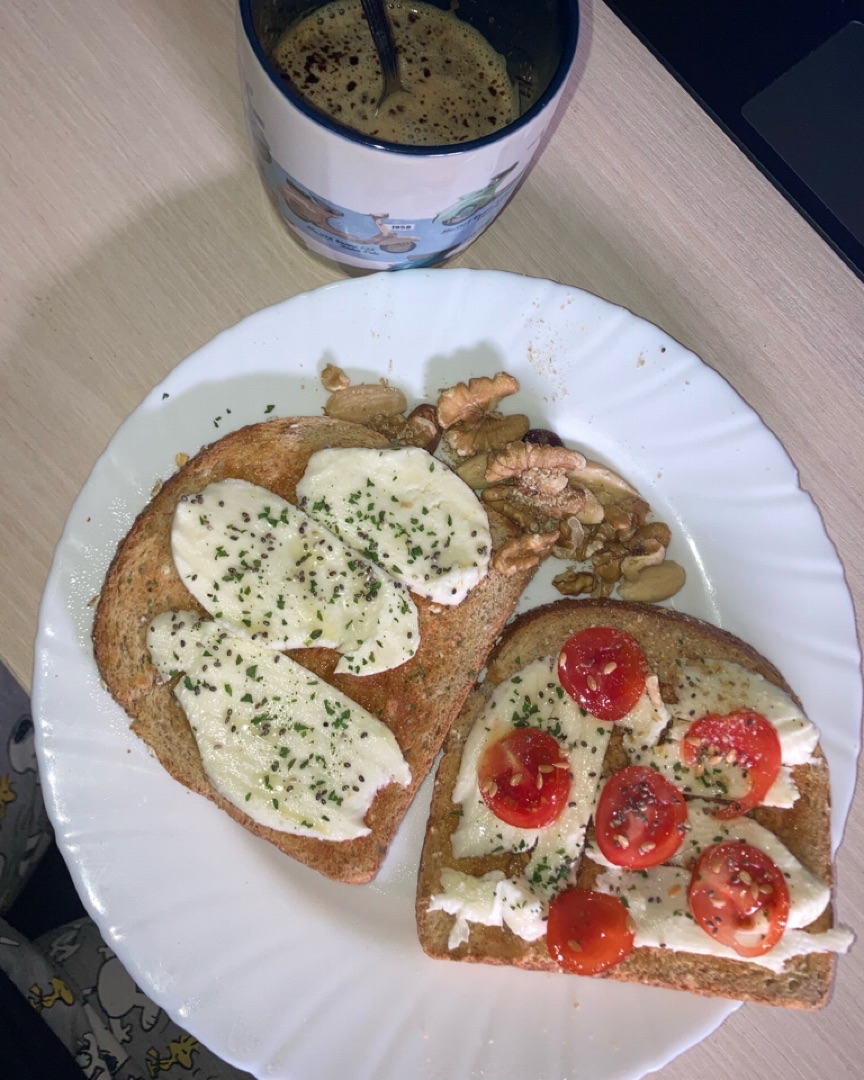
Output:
[
  {"xmin": 603, "ymin": 661, "xmax": 618, "ymax": 675},
  {"xmin": 615, "ymin": 832, "xmax": 630, "ymax": 848},
  {"xmin": 538, "ymin": 764, "xmax": 554, "ymax": 773},
  {"xmin": 536, "ymin": 773, "xmax": 544, "ymax": 790},
  {"xmin": 510, "ymin": 773, "xmax": 523, "ymax": 786},
  {"xmin": 567, "ymin": 939, "xmax": 583, "ymax": 952},
  {"xmin": 639, "ymin": 841, "xmax": 656, "ymax": 854},
  {"xmin": 586, "ymin": 674, "xmax": 598, "ymax": 691},
  {"xmin": 668, "ymin": 884, "xmax": 682, "ymax": 897}
]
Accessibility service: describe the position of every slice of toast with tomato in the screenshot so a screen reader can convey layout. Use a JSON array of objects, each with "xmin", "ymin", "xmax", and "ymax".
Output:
[{"xmin": 415, "ymin": 598, "xmax": 850, "ymax": 1007}]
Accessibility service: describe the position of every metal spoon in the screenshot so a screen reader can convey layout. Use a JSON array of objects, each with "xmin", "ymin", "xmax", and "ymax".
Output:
[{"xmin": 360, "ymin": 0, "xmax": 409, "ymax": 112}]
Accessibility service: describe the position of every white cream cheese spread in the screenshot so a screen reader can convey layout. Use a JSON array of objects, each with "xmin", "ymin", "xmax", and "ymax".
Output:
[
  {"xmin": 171, "ymin": 477, "xmax": 419, "ymax": 676},
  {"xmin": 147, "ymin": 611, "xmax": 411, "ymax": 840},
  {"xmin": 296, "ymin": 446, "xmax": 491, "ymax": 605}
]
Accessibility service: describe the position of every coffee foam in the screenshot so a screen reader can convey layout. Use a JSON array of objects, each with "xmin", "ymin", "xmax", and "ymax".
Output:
[{"xmin": 271, "ymin": 1, "xmax": 518, "ymax": 146}]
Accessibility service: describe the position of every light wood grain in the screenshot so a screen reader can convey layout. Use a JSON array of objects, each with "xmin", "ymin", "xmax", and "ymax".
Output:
[{"xmin": 1, "ymin": 1, "xmax": 861, "ymax": 1077}]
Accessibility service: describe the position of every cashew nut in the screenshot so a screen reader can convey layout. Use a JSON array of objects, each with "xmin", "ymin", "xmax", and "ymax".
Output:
[
  {"xmin": 573, "ymin": 486, "xmax": 605, "ymax": 525},
  {"xmin": 617, "ymin": 561, "xmax": 686, "ymax": 602},
  {"xmin": 324, "ymin": 383, "xmax": 407, "ymax": 423},
  {"xmin": 575, "ymin": 459, "xmax": 641, "ymax": 502}
]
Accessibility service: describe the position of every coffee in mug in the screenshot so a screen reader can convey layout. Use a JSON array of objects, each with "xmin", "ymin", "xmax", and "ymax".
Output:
[
  {"xmin": 270, "ymin": 1, "xmax": 518, "ymax": 147},
  {"xmin": 237, "ymin": 0, "xmax": 580, "ymax": 271}
]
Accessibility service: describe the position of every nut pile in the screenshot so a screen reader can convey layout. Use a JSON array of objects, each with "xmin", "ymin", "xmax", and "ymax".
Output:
[{"xmin": 321, "ymin": 367, "xmax": 686, "ymax": 603}]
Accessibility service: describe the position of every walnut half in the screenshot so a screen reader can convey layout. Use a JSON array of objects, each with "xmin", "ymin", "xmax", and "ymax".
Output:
[
  {"xmin": 437, "ymin": 373, "xmax": 529, "ymax": 457},
  {"xmin": 492, "ymin": 531, "xmax": 560, "ymax": 576},
  {"xmin": 484, "ymin": 441, "xmax": 587, "ymax": 483},
  {"xmin": 437, "ymin": 372, "xmax": 520, "ymax": 428},
  {"xmin": 481, "ymin": 440, "xmax": 590, "ymax": 532}
]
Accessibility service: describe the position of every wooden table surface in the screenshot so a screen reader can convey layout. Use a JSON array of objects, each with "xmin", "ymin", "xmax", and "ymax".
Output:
[{"xmin": 2, "ymin": 1, "xmax": 861, "ymax": 1077}]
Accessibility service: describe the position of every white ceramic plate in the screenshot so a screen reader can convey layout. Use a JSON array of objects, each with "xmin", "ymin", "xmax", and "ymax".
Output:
[{"xmin": 34, "ymin": 269, "xmax": 861, "ymax": 1080}]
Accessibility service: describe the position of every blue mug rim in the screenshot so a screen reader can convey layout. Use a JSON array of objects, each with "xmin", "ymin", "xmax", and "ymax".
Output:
[{"xmin": 238, "ymin": 0, "xmax": 581, "ymax": 157}]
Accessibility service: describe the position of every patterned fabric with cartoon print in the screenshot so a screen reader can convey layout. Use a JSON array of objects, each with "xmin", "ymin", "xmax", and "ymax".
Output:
[{"xmin": 0, "ymin": 667, "xmax": 254, "ymax": 1080}]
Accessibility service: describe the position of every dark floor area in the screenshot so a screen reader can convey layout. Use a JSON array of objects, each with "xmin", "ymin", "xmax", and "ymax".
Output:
[
  {"xmin": 5, "ymin": 840, "xmax": 88, "ymax": 940},
  {"xmin": 1, "ymin": 660, "xmax": 89, "ymax": 1079}
]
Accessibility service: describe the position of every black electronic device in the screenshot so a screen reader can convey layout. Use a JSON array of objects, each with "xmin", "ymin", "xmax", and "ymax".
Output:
[{"xmin": 602, "ymin": 0, "xmax": 864, "ymax": 281}]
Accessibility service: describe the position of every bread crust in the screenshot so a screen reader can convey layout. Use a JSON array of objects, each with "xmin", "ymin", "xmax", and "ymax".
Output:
[
  {"xmin": 93, "ymin": 416, "xmax": 536, "ymax": 883},
  {"xmin": 416, "ymin": 598, "xmax": 837, "ymax": 1007}
]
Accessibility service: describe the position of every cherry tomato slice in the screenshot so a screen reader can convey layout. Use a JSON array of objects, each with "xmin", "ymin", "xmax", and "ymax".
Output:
[
  {"xmin": 688, "ymin": 841, "xmax": 790, "ymax": 957},
  {"xmin": 477, "ymin": 727, "xmax": 570, "ymax": 829},
  {"xmin": 680, "ymin": 709, "xmax": 782, "ymax": 818},
  {"xmin": 547, "ymin": 889, "xmax": 635, "ymax": 975},
  {"xmin": 594, "ymin": 765, "xmax": 688, "ymax": 868},
  {"xmin": 558, "ymin": 627, "xmax": 647, "ymax": 721}
]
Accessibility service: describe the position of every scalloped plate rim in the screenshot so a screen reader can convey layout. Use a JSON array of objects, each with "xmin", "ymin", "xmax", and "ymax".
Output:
[{"xmin": 32, "ymin": 268, "xmax": 861, "ymax": 1080}]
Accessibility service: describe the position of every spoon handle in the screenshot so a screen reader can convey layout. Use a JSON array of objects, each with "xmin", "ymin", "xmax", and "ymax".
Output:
[{"xmin": 360, "ymin": 0, "xmax": 402, "ymax": 100}]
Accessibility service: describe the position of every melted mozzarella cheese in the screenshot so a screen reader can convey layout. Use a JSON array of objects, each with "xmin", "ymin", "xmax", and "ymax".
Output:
[
  {"xmin": 589, "ymin": 793, "xmax": 852, "ymax": 973},
  {"xmin": 593, "ymin": 863, "xmax": 853, "ymax": 974},
  {"xmin": 450, "ymin": 656, "xmax": 611, "ymax": 894},
  {"xmin": 436, "ymin": 656, "xmax": 612, "ymax": 945},
  {"xmin": 171, "ymin": 478, "xmax": 419, "ymax": 676},
  {"xmin": 296, "ymin": 446, "xmax": 491, "ymax": 605},
  {"xmin": 671, "ymin": 659, "xmax": 817, "ymax": 760},
  {"xmin": 627, "ymin": 659, "xmax": 818, "ymax": 808},
  {"xmin": 431, "ymin": 649, "xmax": 846, "ymax": 971},
  {"xmin": 147, "ymin": 612, "xmax": 410, "ymax": 840},
  {"xmin": 619, "ymin": 673, "xmax": 671, "ymax": 754},
  {"xmin": 429, "ymin": 868, "xmax": 548, "ymax": 949},
  {"xmin": 428, "ymin": 869, "xmax": 505, "ymax": 948},
  {"xmin": 588, "ymin": 797, "xmax": 830, "ymax": 928}
]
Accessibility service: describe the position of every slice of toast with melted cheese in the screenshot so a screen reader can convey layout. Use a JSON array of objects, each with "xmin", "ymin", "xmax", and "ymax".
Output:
[
  {"xmin": 416, "ymin": 598, "xmax": 851, "ymax": 1007},
  {"xmin": 93, "ymin": 416, "xmax": 536, "ymax": 883}
]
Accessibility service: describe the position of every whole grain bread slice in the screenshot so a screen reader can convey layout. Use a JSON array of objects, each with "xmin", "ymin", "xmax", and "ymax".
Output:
[
  {"xmin": 416, "ymin": 598, "xmax": 838, "ymax": 1007},
  {"xmin": 93, "ymin": 416, "xmax": 536, "ymax": 883}
]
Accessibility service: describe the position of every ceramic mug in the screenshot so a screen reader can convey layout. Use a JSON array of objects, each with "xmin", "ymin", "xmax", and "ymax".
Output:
[{"xmin": 237, "ymin": 1, "xmax": 580, "ymax": 271}]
